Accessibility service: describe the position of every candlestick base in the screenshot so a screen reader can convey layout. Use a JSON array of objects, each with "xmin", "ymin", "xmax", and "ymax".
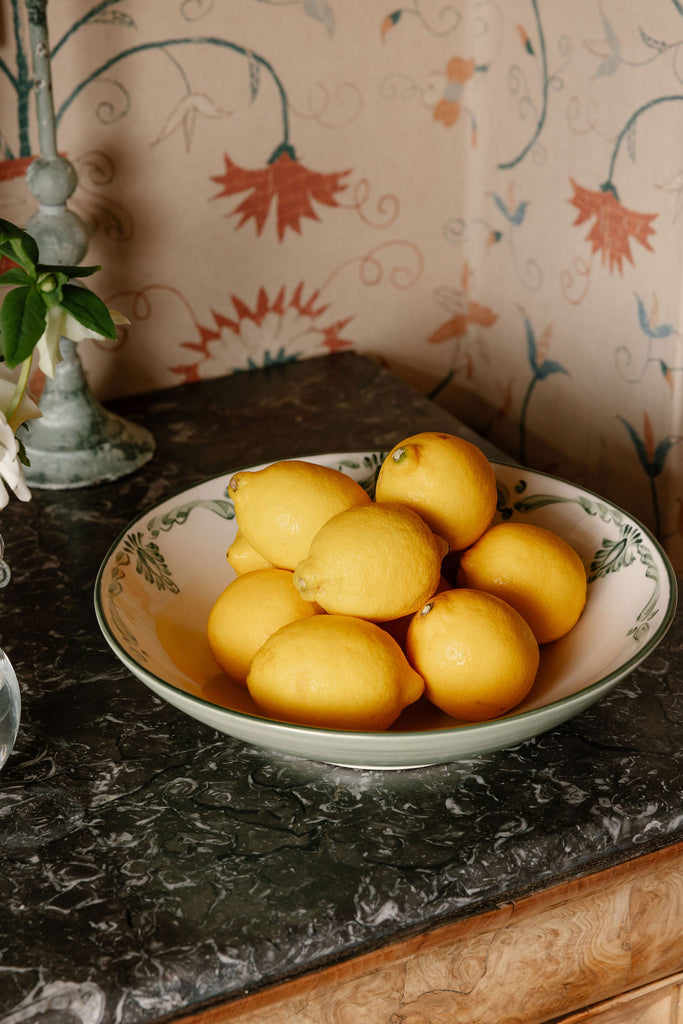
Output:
[{"xmin": 17, "ymin": 339, "xmax": 155, "ymax": 490}]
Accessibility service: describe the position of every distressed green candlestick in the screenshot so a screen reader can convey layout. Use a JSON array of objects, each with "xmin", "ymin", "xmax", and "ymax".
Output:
[{"xmin": 17, "ymin": 0, "xmax": 155, "ymax": 489}]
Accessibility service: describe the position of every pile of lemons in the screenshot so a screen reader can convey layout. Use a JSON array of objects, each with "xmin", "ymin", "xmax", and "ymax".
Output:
[{"xmin": 207, "ymin": 432, "xmax": 587, "ymax": 731}]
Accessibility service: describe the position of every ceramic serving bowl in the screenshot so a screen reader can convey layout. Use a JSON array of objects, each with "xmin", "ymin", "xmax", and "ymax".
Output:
[{"xmin": 94, "ymin": 452, "xmax": 677, "ymax": 770}]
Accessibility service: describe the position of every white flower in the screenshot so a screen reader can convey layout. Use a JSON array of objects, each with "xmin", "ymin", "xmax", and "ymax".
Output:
[
  {"xmin": 0, "ymin": 372, "xmax": 41, "ymax": 434},
  {"xmin": 0, "ymin": 413, "xmax": 30, "ymax": 508},
  {"xmin": 0, "ymin": 368, "xmax": 41, "ymax": 508},
  {"xmin": 36, "ymin": 304, "xmax": 129, "ymax": 378}
]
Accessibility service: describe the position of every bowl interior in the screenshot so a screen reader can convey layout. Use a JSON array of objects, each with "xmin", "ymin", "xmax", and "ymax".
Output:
[{"xmin": 95, "ymin": 453, "xmax": 677, "ymax": 767}]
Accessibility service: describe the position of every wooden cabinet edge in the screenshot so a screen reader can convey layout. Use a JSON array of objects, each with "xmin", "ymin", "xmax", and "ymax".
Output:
[
  {"xmin": 549, "ymin": 970, "xmax": 683, "ymax": 1022},
  {"xmin": 175, "ymin": 842, "xmax": 683, "ymax": 1024}
]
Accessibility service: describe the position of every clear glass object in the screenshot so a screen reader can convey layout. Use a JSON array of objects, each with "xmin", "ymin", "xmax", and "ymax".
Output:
[{"xmin": 0, "ymin": 535, "xmax": 20, "ymax": 770}]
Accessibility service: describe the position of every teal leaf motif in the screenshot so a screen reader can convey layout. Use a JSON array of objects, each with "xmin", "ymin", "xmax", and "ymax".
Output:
[
  {"xmin": 123, "ymin": 532, "xmax": 179, "ymax": 593},
  {"xmin": 594, "ymin": 10, "xmax": 621, "ymax": 77},
  {"xmin": 492, "ymin": 194, "xmax": 528, "ymax": 226},
  {"xmin": 247, "ymin": 52, "xmax": 261, "ymax": 102},
  {"xmin": 513, "ymin": 492, "xmax": 588, "ymax": 515},
  {"xmin": 233, "ymin": 348, "xmax": 302, "ymax": 372},
  {"xmin": 638, "ymin": 26, "xmax": 668, "ymax": 52},
  {"xmin": 629, "ymin": 545, "xmax": 662, "ymax": 638},
  {"xmin": 335, "ymin": 453, "xmax": 385, "ymax": 496},
  {"xmin": 536, "ymin": 358, "xmax": 569, "ymax": 380},
  {"xmin": 653, "ymin": 436, "xmax": 675, "ymax": 476},
  {"xmin": 146, "ymin": 498, "xmax": 235, "ymax": 538},
  {"xmin": 618, "ymin": 415, "xmax": 649, "ymax": 470},
  {"xmin": 92, "ymin": 10, "xmax": 136, "ymax": 28},
  {"xmin": 304, "ymin": 0, "xmax": 335, "ymax": 35},
  {"xmin": 107, "ymin": 556, "xmax": 150, "ymax": 663},
  {"xmin": 626, "ymin": 123, "xmax": 637, "ymax": 164},
  {"xmin": 636, "ymin": 294, "xmax": 674, "ymax": 339},
  {"xmin": 495, "ymin": 482, "xmax": 513, "ymax": 519},
  {"xmin": 588, "ymin": 524, "xmax": 641, "ymax": 582},
  {"xmin": 524, "ymin": 318, "xmax": 568, "ymax": 381}
]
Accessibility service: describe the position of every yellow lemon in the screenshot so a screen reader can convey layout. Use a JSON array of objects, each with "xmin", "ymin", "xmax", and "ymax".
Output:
[
  {"xmin": 226, "ymin": 530, "xmax": 273, "ymax": 575},
  {"xmin": 227, "ymin": 460, "xmax": 371, "ymax": 570},
  {"xmin": 406, "ymin": 589, "xmax": 539, "ymax": 722},
  {"xmin": 247, "ymin": 614, "xmax": 424, "ymax": 730},
  {"xmin": 375, "ymin": 431, "xmax": 498, "ymax": 551},
  {"xmin": 380, "ymin": 575, "xmax": 452, "ymax": 649},
  {"xmin": 293, "ymin": 502, "xmax": 448, "ymax": 621},
  {"xmin": 207, "ymin": 567, "xmax": 321, "ymax": 686},
  {"xmin": 458, "ymin": 522, "xmax": 587, "ymax": 643}
]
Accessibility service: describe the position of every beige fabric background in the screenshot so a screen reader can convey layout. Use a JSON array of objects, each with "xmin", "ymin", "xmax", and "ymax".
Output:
[{"xmin": 1, "ymin": 0, "xmax": 682, "ymax": 571}]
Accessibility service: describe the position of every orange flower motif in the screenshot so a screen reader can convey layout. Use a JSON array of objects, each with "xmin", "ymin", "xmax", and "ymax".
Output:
[
  {"xmin": 427, "ymin": 300, "xmax": 497, "ymax": 344},
  {"xmin": 434, "ymin": 57, "xmax": 476, "ymax": 127},
  {"xmin": 0, "ymin": 255, "xmax": 18, "ymax": 276},
  {"xmin": 171, "ymin": 284, "xmax": 353, "ymax": 382},
  {"xmin": 211, "ymin": 146, "xmax": 350, "ymax": 241},
  {"xmin": 0, "ymin": 155, "xmax": 35, "ymax": 182},
  {"xmin": 569, "ymin": 179, "xmax": 657, "ymax": 274}
]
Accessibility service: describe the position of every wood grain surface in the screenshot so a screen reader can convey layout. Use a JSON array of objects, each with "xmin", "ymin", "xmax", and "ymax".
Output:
[
  {"xmin": 555, "ymin": 972, "xmax": 683, "ymax": 1022},
  {"xmin": 173, "ymin": 843, "xmax": 683, "ymax": 1024}
]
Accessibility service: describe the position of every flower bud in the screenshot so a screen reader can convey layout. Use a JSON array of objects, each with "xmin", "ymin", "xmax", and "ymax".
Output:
[{"xmin": 37, "ymin": 272, "xmax": 58, "ymax": 293}]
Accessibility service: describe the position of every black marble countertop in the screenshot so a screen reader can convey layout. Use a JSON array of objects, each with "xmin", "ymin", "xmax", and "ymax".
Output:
[{"xmin": 0, "ymin": 352, "xmax": 681, "ymax": 1024}]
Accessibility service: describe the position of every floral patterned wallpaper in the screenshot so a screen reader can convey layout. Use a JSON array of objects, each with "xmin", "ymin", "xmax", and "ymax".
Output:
[{"xmin": 0, "ymin": 0, "xmax": 681, "ymax": 572}]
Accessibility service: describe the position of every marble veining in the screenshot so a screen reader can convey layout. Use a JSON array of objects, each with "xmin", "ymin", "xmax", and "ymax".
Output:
[{"xmin": 0, "ymin": 354, "xmax": 680, "ymax": 1024}]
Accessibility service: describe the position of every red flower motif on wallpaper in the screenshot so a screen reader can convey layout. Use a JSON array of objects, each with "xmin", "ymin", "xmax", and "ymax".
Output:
[
  {"xmin": 0, "ymin": 155, "xmax": 35, "ymax": 182},
  {"xmin": 0, "ymin": 255, "xmax": 18, "ymax": 276},
  {"xmin": 434, "ymin": 57, "xmax": 476, "ymax": 128},
  {"xmin": 569, "ymin": 179, "xmax": 656, "ymax": 274},
  {"xmin": 424, "ymin": 265, "xmax": 498, "ymax": 388},
  {"xmin": 170, "ymin": 283, "xmax": 353, "ymax": 383},
  {"xmin": 211, "ymin": 146, "xmax": 351, "ymax": 240},
  {"xmin": 427, "ymin": 299, "xmax": 498, "ymax": 344},
  {"xmin": 427, "ymin": 261, "xmax": 498, "ymax": 349}
]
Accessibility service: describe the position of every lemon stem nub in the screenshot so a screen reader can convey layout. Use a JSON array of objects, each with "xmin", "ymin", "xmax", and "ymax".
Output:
[
  {"xmin": 420, "ymin": 603, "xmax": 433, "ymax": 616},
  {"xmin": 392, "ymin": 448, "xmax": 407, "ymax": 463}
]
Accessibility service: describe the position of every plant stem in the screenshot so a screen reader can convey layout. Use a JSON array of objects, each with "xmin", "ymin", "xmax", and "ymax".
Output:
[
  {"xmin": 5, "ymin": 355, "xmax": 32, "ymax": 426},
  {"xmin": 606, "ymin": 95, "xmax": 683, "ymax": 188},
  {"xmin": 649, "ymin": 474, "xmax": 661, "ymax": 539},
  {"xmin": 518, "ymin": 375, "xmax": 537, "ymax": 466},
  {"xmin": 498, "ymin": 0, "xmax": 547, "ymax": 170},
  {"xmin": 54, "ymin": 37, "xmax": 291, "ymax": 148}
]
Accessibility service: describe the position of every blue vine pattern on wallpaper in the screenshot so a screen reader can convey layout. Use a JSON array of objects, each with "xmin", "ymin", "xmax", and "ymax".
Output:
[{"xmin": 0, "ymin": 0, "xmax": 682, "ymax": 569}]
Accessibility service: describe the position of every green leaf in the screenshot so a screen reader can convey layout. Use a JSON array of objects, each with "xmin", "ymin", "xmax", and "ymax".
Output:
[
  {"xmin": 16, "ymin": 435, "xmax": 30, "ymax": 468},
  {"xmin": 60, "ymin": 283, "xmax": 116, "ymax": 338},
  {"xmin": 38, "ymin": 262, "xmax": 101, "ymax": 280},
  {"xmin": 0, "ymin": 219, "xmax": 39, "ymax": 274},
  {"xmin": 0, "ymin": 285, "xmax": 47, "ymax": 367},
  {"xmin": 0, "ymin": 267, "xmax": 33, "ymax": 288}
]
